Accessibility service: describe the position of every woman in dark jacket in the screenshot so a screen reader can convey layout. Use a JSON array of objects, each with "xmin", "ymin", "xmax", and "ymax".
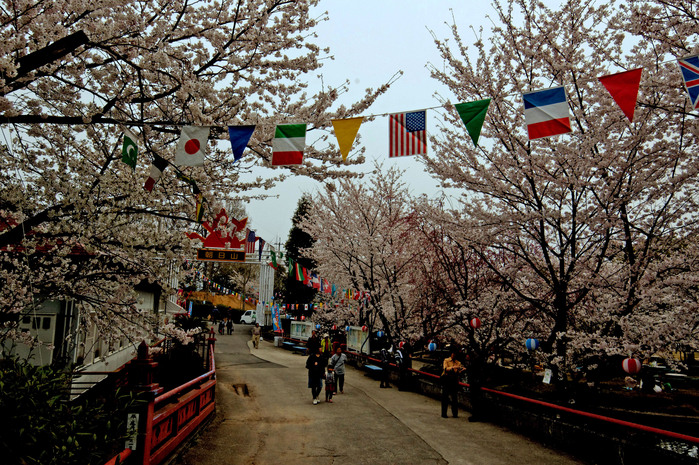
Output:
[{"xmin": 306, "ymin": 346, "xmax": 325, "ymax": 404}]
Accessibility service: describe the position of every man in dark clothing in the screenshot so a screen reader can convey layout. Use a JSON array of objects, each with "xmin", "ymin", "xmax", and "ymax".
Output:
[
  {"xmin": 379, "ymin": 348, "xmax": 392, "ymax": 388},
  {"xmin": 306, "ymin": 330, "xmax": 320, "ymax": 354},
  {"xmin": 396, "ymin": 344, "xmax": 412, "ymax": 391},
  {"xmin": 306, "ymin": 346, "xmax": 325, "ymax": 404}
]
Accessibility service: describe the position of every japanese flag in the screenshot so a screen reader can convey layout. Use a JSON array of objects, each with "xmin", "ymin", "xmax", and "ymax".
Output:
[{"xmin": 176, "ymin": 126, "xmax": 210, "ymax": 166}]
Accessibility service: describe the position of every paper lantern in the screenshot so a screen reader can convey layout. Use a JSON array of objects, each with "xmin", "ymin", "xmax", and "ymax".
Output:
[
  {"xmin": 428, "ymin": 341, "xmax": 437, "ymax": 352},
  {"xmin": 361, "ymin": 325, "xmax": 368, "ymax": 332},
  {"xmin": 332, "ymin": 324, "xmax": 337, "ymax": 330},
  {"xmin": 622, "ymin": 357, "xmax": 642, "ymax": 375},
  {"xmin": 376, "ymin": 330, "xmax": 384, "ymax": 337},
  {"xmin": 345, "ymin": 326, "xmax": 351, "ymax": 332},
  {"xmin": 300, "ymin": 315, "xmax": 305, "ymax": 321},
  {"xmin": 470, "ymin": 317, "xmax": 481, "ymax": 329},
  {"xmin": 398, "ymin": 341, "xmax": 405, "ymax": 349},
  {"xmin": 315, "ymin": 324, "xmax": 321, "ymax": 330},
  {"xmin": 525, "ymin": 338, "xmax": 539, "ymax": 350}
]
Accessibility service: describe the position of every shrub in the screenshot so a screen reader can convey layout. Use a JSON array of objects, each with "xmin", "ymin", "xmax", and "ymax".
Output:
[{"xmin": 0, "ymin": 357, "xmax": 136, "ymax": 465}]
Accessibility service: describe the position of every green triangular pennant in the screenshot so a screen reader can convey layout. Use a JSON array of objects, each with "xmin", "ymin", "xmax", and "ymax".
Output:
[{"xmin": 454, "ymin": 99, "xmax": 491, "ymax": 147}]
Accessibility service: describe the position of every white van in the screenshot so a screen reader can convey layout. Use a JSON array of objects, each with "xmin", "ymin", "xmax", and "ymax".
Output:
[{"xmin": 240, "ymin": 310, "xmax": 256, "ymax": 324}]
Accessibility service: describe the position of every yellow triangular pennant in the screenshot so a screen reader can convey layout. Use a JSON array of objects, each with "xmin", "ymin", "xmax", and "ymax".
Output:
[{"xmin": 331, "ymin": 117, "xmax": 363, "ymax": 161}]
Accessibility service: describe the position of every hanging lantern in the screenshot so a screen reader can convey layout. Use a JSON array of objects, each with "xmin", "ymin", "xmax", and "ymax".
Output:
[
  {"xmin": 361, "ymin": 325, "xmax": 368, "ymax": 332},
  {"xmin": 470, "ymin": 317, "xmax": 482, "ymax": 329},
  {"xmin": 525, "ymin": 338, "xmax": 540, "ymax": 350},
  {"xmin": 345, "ymin": 325, "xmax": 351, "ymax": 332},
  {"xmin": 300, "ymin": 315, "xmax": 305, "ymax": 321},
  {"xmin": 332, "ymin": 324, "xmax": 337, "ymax": 330},
  {"xmin": 398, "ymin": 341, "xmax": 405, "ymax": 349},
  {"xmin": 428, "ymin": 341, "xmax": 437, "ymax": 352},
  {"xmin": 622, "ymin": 358, "xmax": 642, "ymax": 375},
  {"xmin": 376, "ymin": 330, "xmax": 384, "ymax": 338},
  {"xmin": 315, "ymin": 324, "xmax": 321, "ymax": 330}
]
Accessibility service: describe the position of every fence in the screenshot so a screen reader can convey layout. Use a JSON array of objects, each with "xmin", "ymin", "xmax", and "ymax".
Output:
[{"xmin": 102, "ymin": 329, "xmax": 217, "ymax": 465}]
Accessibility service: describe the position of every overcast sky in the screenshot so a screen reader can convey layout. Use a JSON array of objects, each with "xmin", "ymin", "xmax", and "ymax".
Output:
[{"xmin": 244, "ymin": 1, "xmax": 495, "ymax": 247}]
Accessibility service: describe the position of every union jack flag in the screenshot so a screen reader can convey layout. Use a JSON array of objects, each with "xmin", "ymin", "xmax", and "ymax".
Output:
[{"xmin": 678, "ymin": 55, "xmax": 699, "ymax": 109}]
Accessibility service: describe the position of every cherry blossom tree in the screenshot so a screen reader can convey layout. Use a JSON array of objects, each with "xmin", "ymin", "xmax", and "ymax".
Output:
[
  {"xmin": 412, "ymin": 198, "xmax": 542, "ymax": 369},
  {"xmin": 300, "ymin": 164, "xmax": 428, "ymax": 345},
  {"xmin": 0, "ymin": 0, "xmax": 393, "ymax": 349},
  {"xmin": 425, "ymin": 0, "xmax": 699, "ymax": 378}
]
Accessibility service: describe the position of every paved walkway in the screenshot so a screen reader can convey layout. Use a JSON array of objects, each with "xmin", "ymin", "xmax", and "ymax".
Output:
[{"xmin": 174, "ymin": 325, "xmax": 585, "ymax": 465}]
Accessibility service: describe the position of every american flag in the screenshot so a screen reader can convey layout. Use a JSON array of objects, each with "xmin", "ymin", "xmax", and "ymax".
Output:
[
  {"xmin": 389, "ymin": 110, "xmax": 427, "ymax": 157},
  {"xmin": 245, "ymin": 229, "xmax": 257, "ymax": 253}
]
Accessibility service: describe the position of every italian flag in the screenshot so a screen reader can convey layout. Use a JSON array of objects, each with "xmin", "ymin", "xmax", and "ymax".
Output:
[{"xmin": 272, "ymin": 124, "xmax": 306, "ymax": 166}]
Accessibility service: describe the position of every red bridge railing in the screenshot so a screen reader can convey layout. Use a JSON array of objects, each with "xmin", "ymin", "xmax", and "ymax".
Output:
[{"xmin": 103, "ymin": 330, "xmax": 217, "ymax": 465}]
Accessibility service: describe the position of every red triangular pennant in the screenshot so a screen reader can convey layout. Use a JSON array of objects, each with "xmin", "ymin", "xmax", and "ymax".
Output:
[{"xmin": 598, "ymin": 68, "xmax": 643, "ymax": 123}]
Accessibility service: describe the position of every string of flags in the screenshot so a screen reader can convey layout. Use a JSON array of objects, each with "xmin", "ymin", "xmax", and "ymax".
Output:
[
  {"xmin": 123, "ymin": 54, "xmax": 699, "ymax": 182},
  {"xmin": 178, "ymin": 264, "xmax": 370, "ymax": 312}
]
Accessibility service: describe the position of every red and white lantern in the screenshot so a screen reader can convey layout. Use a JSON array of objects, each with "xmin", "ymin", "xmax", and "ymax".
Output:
[
  {"xmin": 398, "ymin": 341, "xmax": 405, "ymax": 349},
  {"xmin": 332, "ymin": 324, "xmax": 337, "ymax": 330},
  {"xmin": 470, "ymin": 317, "xmax": 482, "ymax": 329},
  {"xmin": 300, "ymin": 315, "xmax": 305, "ymax": 321},
  {"xmin": 361, "ymin": 325, "xmax": 368, "ymax": 332},
  {"xmin": 622, "ymin": 357, "xmax": 642, "ymax": 375}
]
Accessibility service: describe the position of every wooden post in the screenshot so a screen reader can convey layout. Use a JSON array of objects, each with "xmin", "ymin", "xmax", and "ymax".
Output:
[
  {"xmin": 207, "ymin": 328, "xmax": 216, "ymax": 370},
  {"xmin": 126, "ymin": 341, "xmax": 163, "ymax": 465}
]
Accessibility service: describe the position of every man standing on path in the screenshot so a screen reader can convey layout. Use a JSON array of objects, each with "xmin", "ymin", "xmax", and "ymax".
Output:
[
  {"xmin": 441, "ymin": 350, "xmax": 466, "ymax": 418},
  {"xmin": 306, "ymin": 329, "xmax": 320, "ymax": 354},
  {"xmin": 306, "ymin": 346, "xmax": 325, "ymax": 404},
  {"xmin": 329, "ymin": 347, "xmax": 348, "ymax": 394},
  {"xmin": 251, "ymin": 323, "xmax": 261, "ymax": 348}
]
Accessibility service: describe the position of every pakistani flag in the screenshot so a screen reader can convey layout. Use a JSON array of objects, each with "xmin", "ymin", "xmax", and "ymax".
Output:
[
  {"xmin": 271, "ymin": 124, "xmax": 306, "ymax": 166},
  {"xmin": 122, "ymin": 129, "xmax": 138, "ymax": 169}
]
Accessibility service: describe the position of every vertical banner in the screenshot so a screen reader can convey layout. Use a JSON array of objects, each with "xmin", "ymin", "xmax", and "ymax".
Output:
[{"xmin": 272, "ymin": 304, "xmax": 281, "ymax": 331}]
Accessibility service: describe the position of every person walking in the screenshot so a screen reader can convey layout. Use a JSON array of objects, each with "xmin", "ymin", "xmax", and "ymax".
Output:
[
  {"xmin": 306, "ymin": 330, "xmax": 320, "ymax": 355},
  {"xmin": 396, "ymin": 343, "xmax": 412, "ymax": 391},
  {"xmin": 306, "ymin": 346, "xmax": 325, "ymax": 404},
  {"xmin": 320, "ymin": 333, "xmax": 332, "ymax": 363},
  {"xmin": 325, "ymin": 365, "xmax": 337, "ymax": 402},
  {"xmin": 251, "ymin": 323, "xmax": 261, "ymax": 349},
  {"xmin": 226, "ymin": 319, "xmax": 233, "ymax": 335},
  {"xmin": 379, "ymin": 347, "xmax": 392, "ymax": 388},
  {"xmin": 441, "ymin": 350, "xmax": 466, "ymax": 418},
  {"xmin": 329, "ymin": 347, "xmax": 348, "ymax": 394},
  {"xmin": 218, "ymin": 320, "xmax": 225, "ymax": 335}
]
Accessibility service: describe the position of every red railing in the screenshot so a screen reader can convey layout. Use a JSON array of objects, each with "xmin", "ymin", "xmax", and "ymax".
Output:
[
  {"xmin": 336, "ymin": 345, "xmax": 699, "ymax": 445},
  {"xmin": 145, "ymin": 343, "xmax": 216, "ymax": 465},
  {"xmin": 103, "ymin": 331, "xmax": 217, "ymax": 465}
]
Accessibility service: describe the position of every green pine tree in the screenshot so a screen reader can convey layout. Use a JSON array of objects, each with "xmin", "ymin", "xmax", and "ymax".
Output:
[{"xmin": 283, "ymin": 195, "xmax": 317, "ymax": 309}]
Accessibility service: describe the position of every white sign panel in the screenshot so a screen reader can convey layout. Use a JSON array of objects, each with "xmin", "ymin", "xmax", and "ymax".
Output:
[{"xmin": 125, "ymin": 413, "xmax": 139, "ymax": 450}]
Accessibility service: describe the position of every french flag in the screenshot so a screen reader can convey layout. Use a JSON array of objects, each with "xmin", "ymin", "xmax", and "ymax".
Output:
[{"xmin": 523, "ymin": 86, "xmax": 572, "ymax": 140}]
